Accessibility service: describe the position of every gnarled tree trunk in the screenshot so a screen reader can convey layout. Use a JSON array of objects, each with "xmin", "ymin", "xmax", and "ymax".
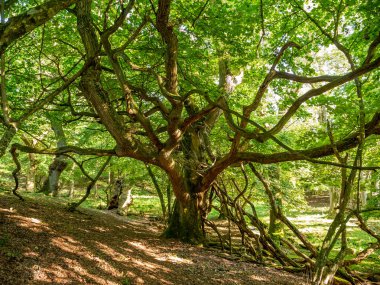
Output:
[
  {"xmin": 164, "ymin": 56, "xmax": 237, "ymax": 243},
  {"xmin": 164, "ymin": 185, "xmax": 205, "ymax": 244}
]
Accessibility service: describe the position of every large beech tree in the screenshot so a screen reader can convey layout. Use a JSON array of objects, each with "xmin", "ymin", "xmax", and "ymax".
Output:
[
  {"xmin": 0, "ymin": 0, "xmax": 380, "ymax": 241},
  {"xmin": 1, "ymin": 0, "xmax": 380, "ymax": 268}
]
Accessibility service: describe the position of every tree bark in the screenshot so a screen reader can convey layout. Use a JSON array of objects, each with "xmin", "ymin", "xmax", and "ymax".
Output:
[
  {"xmin": 108, "ymin": 178, "xmax": 124, "ymax": 210},
  {"xmin": 0, "ymin": 0, "xmax": 78, "ymax": 55},
  {"xmin": 163, "ymin": 130, "xmax": 207, "ymax": 243},
  {"xmin": 69, "ymin": 178, "xmax": 75, "ymax": 198},
  {"xmin": 267, "ymin": 166, "xmax": 283, "ymax": 238},
  {"xmin": 0, "ymin": 126, "xmax": 15, "ymax": 158},
  {"xmin": 164, "ymin": 55, "xmax": 239, "ymax": 242},
  {"xmin": 164, "ymin": 192, "xmax": 205, "ymax": 244}
]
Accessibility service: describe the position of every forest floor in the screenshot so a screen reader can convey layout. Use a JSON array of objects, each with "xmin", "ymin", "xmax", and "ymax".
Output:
[{"xmin": 0, "ymin": 193, "xmax": 309, "ymax": 285}]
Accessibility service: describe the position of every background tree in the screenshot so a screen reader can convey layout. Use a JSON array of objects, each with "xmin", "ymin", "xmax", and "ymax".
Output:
[{"xmin": 40, "ymin": 113, "xmax": 68, "ymax": 196}]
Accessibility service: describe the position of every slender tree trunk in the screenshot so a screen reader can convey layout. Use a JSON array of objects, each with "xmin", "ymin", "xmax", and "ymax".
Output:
[
  {"xmin": 312, "ymin": 155, "xmax": 354, "ymax": 284},
  {"xmin": 69, "ymin": 164, "xmax": 75, "ymax": 198},
  {"xmin": 268, "ymin": 165, "xmax": 283, "ymax": 238},
  {"xmin": 146, "ymin": 164, "xmax": 166, "ymax": 219},
  {"xmin": 166, "ymin": 184, "xmax": 172, "ymax": 218},
  {"xmin": 94, "ymin": 182, "xmax": 98, "ymax": 198},
  {"xmin": 105, "ymin": 166, "xmax": 115, "ymax": 204},
  {"xmin": 41, "ymin": 158, "xmax": 68, "ymax": 196},
  {"xmin": 69, "ymin": 178, "xmax": 75, "ymax": 198},
  {"xmin": 26, "ymin": 152, "xmax": 37, "ymax": 191},
  {"xmin": 108, "ymin": 166, "xmax": 115, "ymax": 185},
  {"xmin": 329, "ymin": 188, "xmax": 338, "ymax": 215},
  {"xmin": 21, "ymin": 136, "xmax": 38, "ymax": 192},
  {"xmin": 358, "ymin": 172, "xmax": 370, "ymax": 207},
  {"xmin": 41, "ymin": 114, "xmax": 68, "ymax": 196},
  {"xmin": 108, "ymin": 178, "xmax": 124, "ymax": 210},
  {"xmin": 117, "ymin": 188, "xmax": 133, "ymax": 216},
  {"xmin": 360, "ymin": 190, "xmax": 367, "ymax": 207}
]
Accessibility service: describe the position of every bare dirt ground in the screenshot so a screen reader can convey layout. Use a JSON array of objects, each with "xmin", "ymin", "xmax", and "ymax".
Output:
[{"xmin": 0, "ymin": 193, "xmax": 308, "ymax": 285}]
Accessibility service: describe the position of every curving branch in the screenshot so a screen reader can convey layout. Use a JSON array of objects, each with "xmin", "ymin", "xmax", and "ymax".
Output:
[
  {"xmin": 256, "ymin": 0, "xmax": 266, "ymax": 53},
  {"xmin": 68, "ymin": 156, "xmax": 112, "ymax": 211},
  {"xmin": 259, "ymin": 57, "xmax": 380, "ymax": 140},
  {"xmin": 156, "ymin": 0, "xmax": 178, "ymax": 94},
  {"xmin": 100, "ymin": 11, "xmax": 164, "ymax": 150},
  {"xmin": 180, "ymin": 104, "xmax": 216, "ymax": 133},
  {"xmin": 245, "ymin": 42, "xmax": 301, "ymax": 116},
  {"xmin": 10, "ymin": 144, "xmax": 24, "ymax": 201},
  {"xmin": 0, "ymin": 125, "xmax": 16, "ymax": 157},
  {"xmin": 200, "ymin": 111, "xmax": 380, "ymax": 193},
  {"xmin": 101, "ymin": 0, "xmax": 135, "ymax": 38},
  {"xmin": 67, "ymin": 89, "xmax": 99, "ymax": 119},
  {"xmin": 76, "ymin": 0, "xmax": 156, "ymax": 162},
  {"xmin": 113, "ymin": 15, "xmax": 149, "ymax": 54},
  {"xmin": 17, "ymin": 57, "xmax": 92, "ymax": 124},
  {"xmin": 236, "ymin": 110, "xmax": 380, "ymax": 165},
  {"xmin": 249, "ymin": 163, "xmax": 317, "ymax": 256},
  {"xmin": 11, "ymin": 143, "xmax": 116, "ymax": 157},
  {"xmin": 274, "ymin": 71, "xmax": 340, "ymax": 83},
  {"xmin": 364, "ymin": 32, "xmax": 380, "ymax": 65}
]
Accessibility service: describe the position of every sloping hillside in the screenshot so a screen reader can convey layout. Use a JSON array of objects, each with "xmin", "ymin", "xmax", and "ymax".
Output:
[{"xmin": 0, "ymin": 193, "xmax": 307, "ymax": 284}]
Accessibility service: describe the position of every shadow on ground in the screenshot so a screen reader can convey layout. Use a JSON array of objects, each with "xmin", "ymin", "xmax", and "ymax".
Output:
[{"xmin": 0, "ymin": 193, "xmax": 307, "ymax": 284}]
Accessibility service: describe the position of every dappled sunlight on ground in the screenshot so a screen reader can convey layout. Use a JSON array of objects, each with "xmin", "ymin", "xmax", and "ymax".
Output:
[
  {"xmin": 0, "ymin": 194, "xmax": 307, "ymax": 284},
  {"xmin": 250, "ymin": 275, "xmax": 267, "ymax": 282},
  {"xmin": 155, "ymin": 253, "xmax": 194, "ymax": 264},
  {"xmin": 288, "ymin": 214, "xmax": 357, "ymax": 229},
  {"xmin": 95, "ymin": 241, "xmax": 131, "ymax": 262}
]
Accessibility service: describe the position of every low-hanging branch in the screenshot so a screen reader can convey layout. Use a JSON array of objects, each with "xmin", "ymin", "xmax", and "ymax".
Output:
[
  {"xmin": 199, "ymin": 90, "xmax": 380, "ymax": 169},
  {"xmin": 200, "ymin": 109, "xmax": 380, "ymax": 193},
  {"xmin": 9, "ymin": 144, "xmax": 24, "ymax": 201},
  {"xmin": 204, "ymin": 158, "xmax": 379, "ymax": 284},
  {"xmin": 11, "ymin": 143, "xmax": 116, "ymax": 157},
  {"xmin": 9, "ymin": 143, "xmax": 115, "ymax": 202}
]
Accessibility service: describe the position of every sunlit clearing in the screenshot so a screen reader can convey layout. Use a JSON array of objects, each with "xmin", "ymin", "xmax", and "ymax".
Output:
[
  {"xmin": 155, "ymin": 254, "xmax": 193, "ymax": 265},
  {"xmin": 250, "ymin": 275, "xmax": 268, "ymax": 282}
]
